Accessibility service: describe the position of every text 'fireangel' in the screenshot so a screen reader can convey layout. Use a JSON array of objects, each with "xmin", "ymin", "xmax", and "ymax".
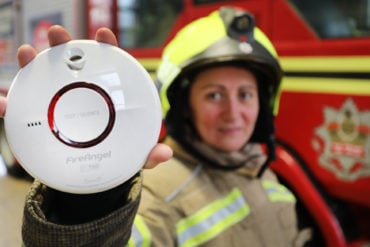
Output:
[{"xmin": 65, "ymin": 150, "xmax": 112, "ymax": 164}]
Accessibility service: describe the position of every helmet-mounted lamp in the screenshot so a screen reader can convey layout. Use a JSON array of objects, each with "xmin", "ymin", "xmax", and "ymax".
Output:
[{"xmin": 220, "ymin": 6, "xmax": 255, "ymax": 42}]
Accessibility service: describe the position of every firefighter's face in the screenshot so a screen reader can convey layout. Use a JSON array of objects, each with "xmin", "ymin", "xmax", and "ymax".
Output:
[{"xmin": 189, "ymin": 66, "xmax": 259, "ymax": 152}]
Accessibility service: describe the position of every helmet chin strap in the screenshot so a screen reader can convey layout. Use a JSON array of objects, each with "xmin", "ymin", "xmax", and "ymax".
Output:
[{"xmin": 257, "ymin": 134, "xmax": 277, "ymax": 177}]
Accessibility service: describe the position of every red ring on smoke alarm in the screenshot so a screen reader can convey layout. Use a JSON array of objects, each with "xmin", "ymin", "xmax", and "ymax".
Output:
[{"xmin": 48, "ymin": 82, "xmax": 115, "ymax": 148}]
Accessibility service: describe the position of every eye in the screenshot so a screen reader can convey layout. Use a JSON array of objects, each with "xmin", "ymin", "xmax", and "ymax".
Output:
[
  {"xmin": 206, "ymin": 92, "xmax": 223, "ymax": 101},
  {"xmin": 239, "ymin": 91, "xmax": 253, "ymax": 101}
]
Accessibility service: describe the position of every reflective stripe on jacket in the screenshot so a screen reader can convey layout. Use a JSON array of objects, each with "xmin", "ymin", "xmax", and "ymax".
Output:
[{"xmin": 176, "ymin": 188, "xmax": 250, "ymax": 247}]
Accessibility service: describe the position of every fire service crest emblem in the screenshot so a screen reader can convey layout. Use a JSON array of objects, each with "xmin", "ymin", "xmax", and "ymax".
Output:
[{"xmin": 312, "ymin": 98, "xmax": 370, "ymax": 181}]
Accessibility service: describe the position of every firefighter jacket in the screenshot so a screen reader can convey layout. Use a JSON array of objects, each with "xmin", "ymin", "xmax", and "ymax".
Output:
[
  {"xmin": 21, "ymin": 137, "xmax": 310, "ymax": 247},
  {"xmin": 128, "ymin": 138, "xmax": 311, "ymax": 247}
]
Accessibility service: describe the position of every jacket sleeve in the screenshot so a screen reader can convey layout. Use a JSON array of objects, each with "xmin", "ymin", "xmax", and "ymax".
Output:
[{"xmin": 22, "ymin": 172, "xmax": 142, "ymax": 247}]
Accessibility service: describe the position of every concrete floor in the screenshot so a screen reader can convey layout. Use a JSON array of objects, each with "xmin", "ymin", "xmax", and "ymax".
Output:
[{"xmin": 0, "ymin": 160, "xmax": 32, "ymax": 246}]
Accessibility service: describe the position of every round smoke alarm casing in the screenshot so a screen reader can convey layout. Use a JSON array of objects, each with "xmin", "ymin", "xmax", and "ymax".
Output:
[{"xmin": 5, "ymin": 40, "xmax": 162, "ymax": 194}]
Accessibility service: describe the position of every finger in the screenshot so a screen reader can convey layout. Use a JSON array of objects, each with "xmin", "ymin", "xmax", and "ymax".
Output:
[
  {"xmin": 17, "ymin": 25, "xmax": 71, "ymax": 68},
  {"xmin": 17, "ymin": 44, "xmax": 38, "ymax": 68},
  {"xmin": 47, "ymin": 25, "xmax": 72, "ymax": 47},
  {"xmin": 144, "ymin": 143, "xmax": 173, "ymax": 169},
  {"xmin": 0, "ymin": 96, "xmax": 7, "ymax": 117},
  {"xmin": 95, "ymin": 27, "xmax": 118, "ymax": 46}
]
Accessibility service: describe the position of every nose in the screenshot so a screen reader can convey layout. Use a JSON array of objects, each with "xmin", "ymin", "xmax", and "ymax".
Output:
[{"xmin": 223, "ymin": 96, "xmax": 240, "ymax": 121}]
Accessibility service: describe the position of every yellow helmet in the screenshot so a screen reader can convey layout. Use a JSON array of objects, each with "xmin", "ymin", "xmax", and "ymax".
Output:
[{"xmin": 157, "ymin": 6, "xmax": 282, "ymax": 147}]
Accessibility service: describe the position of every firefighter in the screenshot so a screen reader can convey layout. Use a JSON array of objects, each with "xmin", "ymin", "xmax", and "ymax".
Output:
[
  {"xmin": 12, "ymin": 6, "xmax": 311, "ymax": 247},
  {"xmin": 130, "ymin": 6, "xmax": 311, "ymax": 246}
]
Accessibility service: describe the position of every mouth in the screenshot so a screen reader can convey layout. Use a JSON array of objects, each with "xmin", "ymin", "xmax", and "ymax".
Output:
[{"xmin": 219, "ymin": 126, "xmax": 242, "ymax": 135}]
